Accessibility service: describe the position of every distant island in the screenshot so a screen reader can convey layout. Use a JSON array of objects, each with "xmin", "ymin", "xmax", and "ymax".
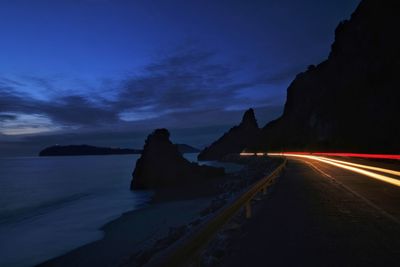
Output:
[
  {"xmin": 39, "ymin": 144, "xmax": 200, "ymax": 156},
  {"xmin": 39, "ymin": 145, "xmax": 142, "ymax": 156}
]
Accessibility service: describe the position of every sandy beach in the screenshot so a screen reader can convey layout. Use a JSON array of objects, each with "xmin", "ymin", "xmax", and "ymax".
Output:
[{"xmin": 37, "ymin": 197, "xmax": 212, "ymax": 267}]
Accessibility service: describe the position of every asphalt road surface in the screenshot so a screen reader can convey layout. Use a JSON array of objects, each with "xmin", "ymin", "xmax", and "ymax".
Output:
[{"xmin": 220, "ymin": 157, "xmax": 400, "ymax": 267}]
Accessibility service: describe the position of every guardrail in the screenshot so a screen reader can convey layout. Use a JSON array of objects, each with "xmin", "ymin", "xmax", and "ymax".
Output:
[{"xmin": 146, "ymin": 158, "xmax": 287, "ymax": 267}]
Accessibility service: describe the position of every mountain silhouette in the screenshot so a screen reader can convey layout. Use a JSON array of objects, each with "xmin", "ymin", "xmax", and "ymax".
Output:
[{"xmin": 253, "ymin": 0, "xmax": 400, "ymax": 153}]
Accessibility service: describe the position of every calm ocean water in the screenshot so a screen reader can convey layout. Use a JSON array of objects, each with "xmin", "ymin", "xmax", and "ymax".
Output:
[
  {"xmin": 0, "ymin": 155, "xmax": 151, "ymax": 267},
  {"xmin": 0, "ymin": 153, "xmax": 242, "ymax": 267}
]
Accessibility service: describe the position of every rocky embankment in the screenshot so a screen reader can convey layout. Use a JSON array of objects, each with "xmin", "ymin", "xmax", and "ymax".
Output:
[
  {"xmin": 198, "ymin": 108, "xmax": 260, "ymax": 161},
  {"xmin": 125, "ymin": 156, "xmax": 282, "ymax": 267},
  {"xmin": 253, "ymin": 0, "xmax": 400, "ymax": 153}
]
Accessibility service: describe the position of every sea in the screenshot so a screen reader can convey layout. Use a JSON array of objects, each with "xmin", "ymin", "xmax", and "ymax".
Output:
[
  {"xmin": 0, "ymin": 154, "xmax": 150, "ymax": 267},
  {"xmin": 0, "ymin": 154, "xmax": 242, "ymax": 267}
]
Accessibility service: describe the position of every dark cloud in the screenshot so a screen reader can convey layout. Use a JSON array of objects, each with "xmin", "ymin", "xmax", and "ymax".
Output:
[
  {"xmin": 0, "ymin": 48, "xmax": 284, "ymax": 136},
  {"xmin": 115, "ymin": 49, "xmax": 275, "ymax": 116},
  {"xmin": 1, "ymin": 55, "xmax": 284, "ymax": 156},
  {"xmin": 41, "ymin": 95, "xmax": 119, "ymax": 125},
  {"xmin": 117, "ymin": 50, "xmax": 229, "ymax": 111},
  {"xmin": 0, "ymin": 87, "xmax": 34, "ymax": 113},
  {"xmin": 0, "ymin": 85, "xmax": 119, "ymax": 126},
  {"xmin": 21, "ymin": 75, "xmax": 57, "ymax": 92},
  {"xmin": 0, "ymin": 114, "xmax": 17, "ymax": 121},
  {"xmin": 0, "ymin": 77, "xmax": 26, "ymax": 87}
]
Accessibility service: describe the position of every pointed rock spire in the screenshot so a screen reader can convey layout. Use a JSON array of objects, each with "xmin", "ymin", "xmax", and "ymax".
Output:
[
  {"xmin": 240, "ymin": 108, "xmax": 258, "ymax": 128},
  {"xmin": 198, "ymin": 108, "xmax": 260, "ymax": 161}
]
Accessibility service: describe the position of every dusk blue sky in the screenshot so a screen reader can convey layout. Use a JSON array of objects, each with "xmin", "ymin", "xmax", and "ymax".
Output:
[{"xmin": 0, "ymin": 0, "xmax": 360, "ymax": 155}]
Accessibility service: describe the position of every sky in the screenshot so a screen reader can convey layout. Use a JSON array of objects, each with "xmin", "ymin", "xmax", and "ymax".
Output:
[{"xmin": 0, "ymin": 0, "xmax": 360, "ymax": 156}]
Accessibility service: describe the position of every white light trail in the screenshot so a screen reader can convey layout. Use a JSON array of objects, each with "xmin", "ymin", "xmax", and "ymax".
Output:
[{"xmin": 268, "ymin": 153, "xmax": 400, "ymax": 187}]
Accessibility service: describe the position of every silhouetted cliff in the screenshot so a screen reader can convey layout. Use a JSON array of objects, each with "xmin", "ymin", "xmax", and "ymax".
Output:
[
  {"xmin": 254, "ymin": 0, "xmax": 400, "ymax": 153},
  {"xmin": 131, "ymin": 129, "xmax": 224, "ymax": 190},
  {"xmin": 198, "ymin": 108, "xmax": 260, "ymax": 161}
]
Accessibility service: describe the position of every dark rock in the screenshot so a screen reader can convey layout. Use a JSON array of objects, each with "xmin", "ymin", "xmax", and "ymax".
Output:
[
  {"xmin": 198, "ymin": 108, "xmax": 260, "ymax": 161},
  {"xmin": 39, "ymin": 145, "xmax": 142, "ymax": 156},
  {"xmin": 131, "ymin": 129, "xmax": 224, "ymax": 190},
  {"xmin": 253, "ymin": 0, "xmax": 400, "ymax": 153}
]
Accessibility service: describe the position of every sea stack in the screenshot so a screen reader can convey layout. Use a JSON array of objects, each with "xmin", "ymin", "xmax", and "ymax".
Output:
[
  {"xmin": 198, "ymin": 108, "xmax": 260, "ymax": 161},
  {"xmin": 131, "ymin": 129, "xmax": 224, "ymax": 190}
]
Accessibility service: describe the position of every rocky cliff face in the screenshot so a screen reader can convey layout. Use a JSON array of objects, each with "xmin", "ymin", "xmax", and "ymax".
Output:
[
  {"xmin": 198, "ymin": 108, "xmax": 260, "ymax": 161},
  {"xmin": 131, "ymin": 129, "xmax": 224, "ymax": 190},
  {"xmin": 254, "ymin": 0, "xmax": 400, "ymax": 153}
]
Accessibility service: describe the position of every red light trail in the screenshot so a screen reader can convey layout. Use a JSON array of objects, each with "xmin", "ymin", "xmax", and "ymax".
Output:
[{"xmin": 271, "ymin": 152, "xmax": 400, "ymax": 160}]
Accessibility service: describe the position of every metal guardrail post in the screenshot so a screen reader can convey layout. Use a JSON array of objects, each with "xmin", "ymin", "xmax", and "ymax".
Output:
[
  {"xmin": 262, "ymin": 186, "xmax": 267, "ymax": 195},
  {"xmin": 245, "ymin": 201, "xmax": 252, "ymax": 219}
]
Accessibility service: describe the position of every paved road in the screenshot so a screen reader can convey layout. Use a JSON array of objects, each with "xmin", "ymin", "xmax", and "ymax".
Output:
[{"xmin": 220, "ymin": 158, "xmax": 400, "ymax": 266}]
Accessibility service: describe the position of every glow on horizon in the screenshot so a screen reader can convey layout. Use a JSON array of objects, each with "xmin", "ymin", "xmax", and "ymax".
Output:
[
  {"xmin": 0, "ymin": 113, "xmax": 60, "ymax": 135},
  {"xmin": 267, "ymin": 153, "xmax": 400, "ymax": 188}
]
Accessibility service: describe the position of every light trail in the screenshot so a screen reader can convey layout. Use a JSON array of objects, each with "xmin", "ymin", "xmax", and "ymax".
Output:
[
  {"xmin": 240, "ymin": 152, "xmax": 265, "ymax": 156},
  {"xmin": 314, "ymin": 156, "xmax": 400, "ymax": 177},
  {"xmin": 280, "ymin": 152, "xmax": 400, "ymax": 160},
  {"xmin": 240, "ymin": 152, "xmax": 255, "ymax": 156},
  {"xmin": 267, "ymin": 153, "xmax": 400, "ymax": 188}
]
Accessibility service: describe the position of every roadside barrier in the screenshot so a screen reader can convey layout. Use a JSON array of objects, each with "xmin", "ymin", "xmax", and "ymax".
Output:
[{"xmin": 146, "ymin": 158, "xmax": 287, "ymax": 267}]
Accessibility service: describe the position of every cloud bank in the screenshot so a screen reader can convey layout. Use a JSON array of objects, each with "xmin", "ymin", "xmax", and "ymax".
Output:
[{"xmin": 0, "ymin": 48, "xmax": 289, "ymax": 137}]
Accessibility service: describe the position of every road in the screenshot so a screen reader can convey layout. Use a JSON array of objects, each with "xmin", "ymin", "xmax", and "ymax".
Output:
[{"xmin": 220, "ymin": 157, "xmax": 400, "ymax": 266}]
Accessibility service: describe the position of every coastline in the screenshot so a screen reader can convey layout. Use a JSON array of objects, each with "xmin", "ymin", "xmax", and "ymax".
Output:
[
  {"xmin": 37, "ymin": 157, "xmax": 279, "ymax": 267},
  {"xmin": 37, "ymin": 197, "xmax": 213, "ymax": 267},
  {"xmin": 0, "ymin": 154, "xmax": 147, "ymax": 267}
]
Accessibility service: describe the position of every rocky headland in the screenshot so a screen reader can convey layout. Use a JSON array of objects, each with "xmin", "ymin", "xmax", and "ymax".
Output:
[{"xmin": 198, "ymin": 108, "xmax": 260, "ymax": 161}]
